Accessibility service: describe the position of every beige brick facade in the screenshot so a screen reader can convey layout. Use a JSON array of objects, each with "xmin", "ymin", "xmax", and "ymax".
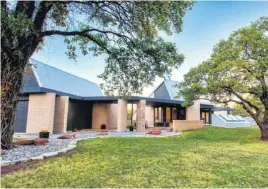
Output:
[
  {"xmin": 173, "ymin": 120, "xmax": 204, "ymax": 132},
  {"xmin": 186, "ymin": 100, "xmax": 200, "ymax": 120},
  {"xmin": 145, "ymin": 106, "xmax": 154, "ymax": 128},
  {"xmin": 92, "ymin": 104, "xmax": 108, "ymax": 129},
  {"xmin": 53, "ymin": 96, "xmax": 69, "ymax": 133},
  {"xmin": 107, "ymin": 103, "xmax": 118, "ymax": 129},
  {"xmin": 117, "ymin": 99, "xmax": 127, "ymax": 131},
  {"xmin": 92, "ymin": 103, "xmax": 118, "ymax": 129},
  {"xmin": 136, "ymin": 100, "xmax": 146, "ymax": 131},
  {"xmin": 26, "ymin": 93, "xmax": 56, "ymax": 133}
]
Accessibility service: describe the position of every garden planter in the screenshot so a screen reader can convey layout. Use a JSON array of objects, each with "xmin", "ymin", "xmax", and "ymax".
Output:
[
  {"xmin": 39, "ymin": 132, "xmax": 50, "ymax": 138},
  {"xmin": 101, "ymin": 124, "xmax": 106, "ymax": 130},
  {"xmin": 129, "ymin": 127, "xmax": 134, "ymax": 132}
]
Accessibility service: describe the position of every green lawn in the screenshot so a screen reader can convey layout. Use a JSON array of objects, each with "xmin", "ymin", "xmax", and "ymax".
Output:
[{"xmin": 2, "ymin": 126, "xmax": 268, "ymax": 188}]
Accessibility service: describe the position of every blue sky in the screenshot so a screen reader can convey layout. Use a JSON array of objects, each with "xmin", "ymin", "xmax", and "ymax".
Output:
[{"xmin": 33, "ymin": 1, "xmax": 268, "ymax": 96}]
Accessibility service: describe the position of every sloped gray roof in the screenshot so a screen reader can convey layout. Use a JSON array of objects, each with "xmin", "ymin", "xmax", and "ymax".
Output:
[
  {"xmin": 30, "ymin": 59, "xmax": 103, "ymax": 97},
  {"xmin": 163, "ymin": 80, "xmax": 184, "ymax": 101}
]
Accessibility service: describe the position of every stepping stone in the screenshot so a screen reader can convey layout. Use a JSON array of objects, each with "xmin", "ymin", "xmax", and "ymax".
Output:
[
  {"xmin": 58, "ymin": 148, "xmax": 68, "ymax": 153},
  {"xmin": 31, "ymin": 156, "xmax": 44, "ymax": 160},
  {"xmin": 1, "ymin": 160, "xmax": 13, "ymax": 166},
  {"xmin": 17, "ymin": 158, "xmax": 28, "ymax": 163},
  {"xmin": 67, "ymin": 145, "xmax": 76, "ymax": 150},
  {"xmin": 42, "ymin": 152, "xmax": 59, "ymax": 158}
]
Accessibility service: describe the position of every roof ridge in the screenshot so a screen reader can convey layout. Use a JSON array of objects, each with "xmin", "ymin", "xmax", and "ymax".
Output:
[{"xmin": 30, "ymin": 58, "xmax": 99, "ymax": 86}]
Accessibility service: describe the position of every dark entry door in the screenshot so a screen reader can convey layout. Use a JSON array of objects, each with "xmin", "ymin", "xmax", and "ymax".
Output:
[{"xmin": 15, "ymin": 100, "xmax": 29, "ymax": 133}]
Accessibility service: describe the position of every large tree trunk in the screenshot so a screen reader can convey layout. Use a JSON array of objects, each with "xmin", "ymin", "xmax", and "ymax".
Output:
[
  {"xmin": 260, "ymin": 108, "xmax": 268, "ymax": 141},
  {"xmin": 1, "ymin": 56, "xmax": 27, "ymax": 149}
]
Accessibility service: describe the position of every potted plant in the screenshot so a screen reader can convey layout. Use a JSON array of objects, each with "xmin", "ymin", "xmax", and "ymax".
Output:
[
  {"xmin": 101, "ymin": 124, "xmax": 106, "ymax": 130},
  {"xmin": 39, "ymin": 129, "xmax": 50, "ymax": 138},
  {"xmin": 127, "ymin": 124, "xmax": 135, "ymax": 132}
]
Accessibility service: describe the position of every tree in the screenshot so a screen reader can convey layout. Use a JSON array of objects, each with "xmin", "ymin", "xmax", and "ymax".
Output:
[
  {"xmin": 1, "ymin": 1, "xmax": 194, "ymax": 149},
  {"xmin": 232, "ymin": 96, "xmax": 265, "ymax": 120},
  {"xmin": 178, "ymin": 17, "xmax": 268, "ymax": 140}
]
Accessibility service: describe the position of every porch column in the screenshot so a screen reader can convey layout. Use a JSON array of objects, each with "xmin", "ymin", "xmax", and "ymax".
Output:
[
  {"xmin": 53, "ymin": 96, "xmax": 69, "ymax": 133},
  {"xmin": 117, "ymin": 99, "xmax": 127, "ymax": 131},
  {"xmin": 186, "ymin": 100, "xmax": 200, "ymax": 120},
  {"xmin": 136, "ymin": 100, "xmax": 146, "ymax": 131}
]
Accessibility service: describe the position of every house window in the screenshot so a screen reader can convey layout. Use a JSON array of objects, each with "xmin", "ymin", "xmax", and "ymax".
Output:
[
  {"xmin": 166, "ymin": 107, "xmax": 171, "ymax": 122},
  {"xmin": 172, "ymin": 108, "xmax": 177, "ymax": 120},
  {"xmin": 201, "ymin": 111, "xmax": 210, "ymax": 124},
  {"xmin": 158, "ymin": 107, "xmax": 163, "ymax": 122}
]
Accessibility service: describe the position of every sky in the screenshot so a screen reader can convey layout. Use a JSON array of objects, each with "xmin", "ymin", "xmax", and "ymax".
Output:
[{"xmin": 32, "ymin": 1, "xmax": 268, "ymax": 96}]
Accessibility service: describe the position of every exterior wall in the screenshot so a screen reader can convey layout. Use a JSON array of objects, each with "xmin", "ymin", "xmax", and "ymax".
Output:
[
  {"xmin": 136, "ymin": 100, "xmax": 146, "ymax": 131},
  {"xmin": 92, "ymin": 104, "xmax": 108, "ymax": 129},
  {"xmin": 213, "ymin": 111, "xmax": 228, "ymax": 115},
  {"xmin": 186, "ymin": 100, "xmax": 200, "ymax": 120},
  {"xmin": 26, "ymin": 93, "xmax": 56, "ymax": 133},
  {"xmin": 107, "ymin": 104, "xmax": 118, "ymax": 129},
  {"xmin": 117, "ymin": 99, "xmax": 127, "ymax": 131},
  {"xmin": 173, "ymin": 120, "xmax": 204, "ymax": 132},
  {"xmin": 92, "ymin": 103, "xmax": 118, "ymax": 129},
  {"xmin": 53, "ymin": 96, "xmax": 69, "ymax": 133},
  {"xmin": 145, "ymin": 106, "xmax": 154, "ymax": 127}
]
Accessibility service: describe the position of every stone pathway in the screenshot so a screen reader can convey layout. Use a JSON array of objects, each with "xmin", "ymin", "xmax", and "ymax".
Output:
[{"xmin": 1, "ymin": 131, "xmax": 181, "ymax": 166}]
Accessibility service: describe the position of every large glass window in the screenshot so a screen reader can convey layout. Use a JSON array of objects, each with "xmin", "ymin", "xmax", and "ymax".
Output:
[
  {"xmin": 166, "ymin": 107, "xmax": 171, "ymax": 122},
  {"xmin": 158, "ymin": 107, "xmax": 163, "ymax": 122},
  {"xmin": 172, "ymin": 108, "xmax": 177, "ymax": 120},
  {"xmin": 201, "ymin": 111, "xmax": 210, "ymax": 124}
]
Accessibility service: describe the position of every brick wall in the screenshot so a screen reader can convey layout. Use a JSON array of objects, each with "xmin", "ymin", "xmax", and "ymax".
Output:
[
  {"xmin": 92, "ymin": 104, "xmax": 108, "ymax": 129},
  {"xmin": 136, "ymin": 100, "xmax": 146, "ymax": 131},
  {"xmin": 53, "ymin": 96, "xmax": 69, "ymax": 133},
  {"xmin": 173, "ymin": 120, "xmax": 204, "ymax": 132},
  {"xmin": 186, "ymin": 100, "xmax": 200, "ymax": 120},
  {"xmin": 117, "ymin": 99, "xmax": 127, "ymax": 131},
  {"xmin": 107, "ymin": 103, "xmax": 117, "ymax": 129},
  {"xmin": 26, "ymin": 93, "xmax": 56, "ymax": 133},
  {"xmin": 145, "ymin": 106, "xmax": 154, "ymax": 127}
]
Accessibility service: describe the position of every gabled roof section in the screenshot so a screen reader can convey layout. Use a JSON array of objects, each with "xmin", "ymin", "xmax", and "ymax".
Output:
[
  {"xmin": 163, "ymin": 80, "xmax": 184, "ymax": 101},
  {"xmin": 150, "ymin": 80, "xmax": 184, "ymax": 101},
  {"xmin": 29, "ymin": 59, "xmax": 103, "ymax": 97}
]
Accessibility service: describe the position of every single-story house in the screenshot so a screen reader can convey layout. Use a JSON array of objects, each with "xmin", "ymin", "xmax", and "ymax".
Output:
[{"xmin": 15, "ymin": 59, "xmax": 230, "ymax": 133}]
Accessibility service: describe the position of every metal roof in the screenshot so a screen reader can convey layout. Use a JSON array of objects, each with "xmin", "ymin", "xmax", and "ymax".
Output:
[
  {"xmin": 30, "ymin": 59, "xmax": 103, "ymax": 97},
  {"xmin": 163, "ymin": 80, "xmax": 184, "ymax": 101}
]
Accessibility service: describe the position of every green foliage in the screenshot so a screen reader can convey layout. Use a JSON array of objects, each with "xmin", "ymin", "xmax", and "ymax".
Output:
[
  {"xmin": 178, "ymin": 17, "xmax": 268, "ymax": 124},
  {"xmin": 3, "ymin": 1, "xmax": 194, "ymax": 96},
  {"xmin": 2, "ymin": 127, "xmax": 268, "ymax": 188}
]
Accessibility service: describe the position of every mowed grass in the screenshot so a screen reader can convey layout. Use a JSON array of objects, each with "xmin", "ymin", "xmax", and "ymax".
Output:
[{"xmin": 2, "ymin": 126, "xmax": 268, "ymax": 188}]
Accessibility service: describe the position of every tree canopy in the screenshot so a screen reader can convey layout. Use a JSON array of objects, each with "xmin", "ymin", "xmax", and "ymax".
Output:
[
  {"xmin": 2, "ymin": 1, "xmax": 193, "ymax": 96},
  {"xmin": 178, "ymin": 17, "xmax": 268, "ymax": 140}
]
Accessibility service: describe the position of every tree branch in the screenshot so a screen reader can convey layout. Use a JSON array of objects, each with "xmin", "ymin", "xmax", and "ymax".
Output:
[
  {"xmin": 15, "ymin": 1, "xmax": 35, "ymax": 19},
  {"xmin": 41, "ymin": 29, "xmax": 132, "ymax": 41},
  {"xmin": 33, "ymin": 1, "xmax": 53, "ymax": 31}
]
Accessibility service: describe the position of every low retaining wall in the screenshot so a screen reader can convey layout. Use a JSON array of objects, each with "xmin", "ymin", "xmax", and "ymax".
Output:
[{"xmin": 173, "ymin": 120, "xmax": 204, "ymax": 132}]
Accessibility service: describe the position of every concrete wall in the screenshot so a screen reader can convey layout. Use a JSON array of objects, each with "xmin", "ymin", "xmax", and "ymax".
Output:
[
  {"xmin": 53, "ymin": 96, "xmax": 69, "ymax": 133},
  {"xmin": 145, "ymin": 106, "xmax": 154, "ymax": 127},
  {"xmin": 26, "ymin": 93, "xmax": 56, "ymax": 133},
  {"xmin": 186, "ymin": 100, "xmax": 200, "ymax": 120},
  {"xmin": 117, "ymin": 99, "xmax": 127, "ymax": 131},
  {"xmin": 173, "ymin": 120, "xmax": 204, "ymax": 132}
]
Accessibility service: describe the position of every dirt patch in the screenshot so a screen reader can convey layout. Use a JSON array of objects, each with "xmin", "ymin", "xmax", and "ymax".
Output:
[{"xmin": 1, "ymin": 149, "xmax": 77, "ymax": 176}]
